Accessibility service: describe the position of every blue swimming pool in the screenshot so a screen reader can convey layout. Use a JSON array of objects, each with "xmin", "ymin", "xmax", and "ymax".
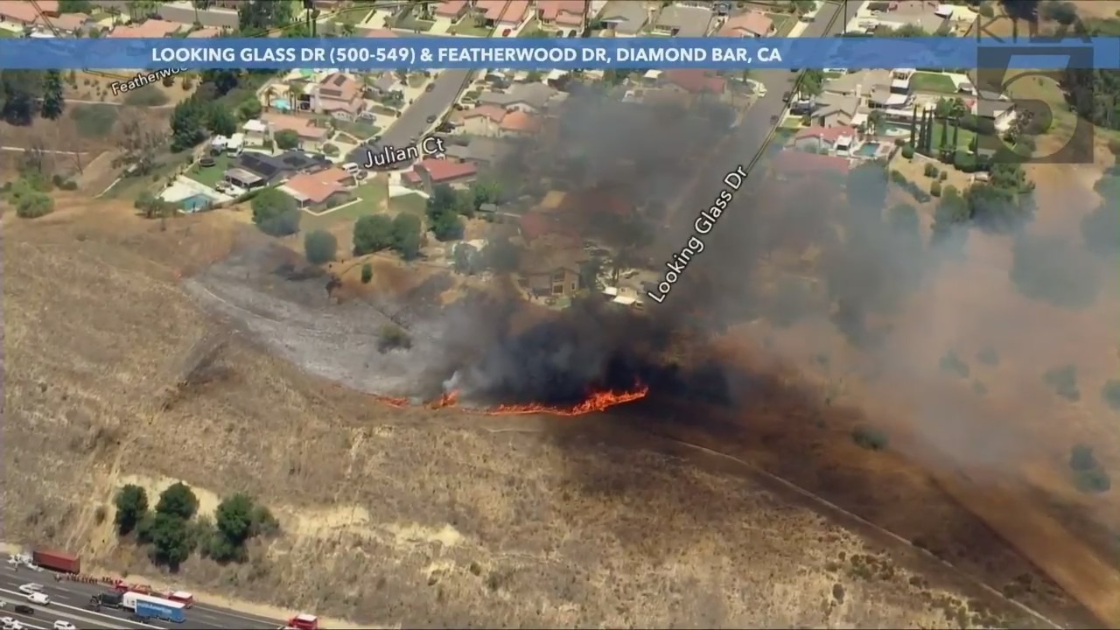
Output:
[
  {"xmin": 180, "ymin": 194, "xmax": 211, "ymax": 213},
  {"xmin": 857, "ymin": 142, "xmax": 881, "ymax": 157},
  {"xmin": 270, "ymin": 98, "xmax": 291, "ymax": 111}
]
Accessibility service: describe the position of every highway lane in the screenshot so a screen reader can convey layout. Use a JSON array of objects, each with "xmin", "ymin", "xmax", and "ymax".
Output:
[{"xmin": 0, "ymin": 570, "xmax": 280, "ymax": 630}]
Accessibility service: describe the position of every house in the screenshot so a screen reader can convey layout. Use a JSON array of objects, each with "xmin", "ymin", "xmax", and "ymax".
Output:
[
  {"xmin": 443, "ymin": 137, "xmax": 513, "ymax": 167},
  {"xmin": 477, "ymin": 82, "xmax": 563, "ymax": 112},
  {"xmin": 769, "ymin": 150, "xmax": 851, "ymax": 180},
  {"xmin": 822, "ymin": 69, "xmax": 910, "ymax": 110},
  {"xmin": 662, "ymin": 69, "xmax": 726, "ymax": 95},
  {"xmin": 108, "ymin": 19, "xmax": 182, "ymax": 37},
  {"xmin": 519, "ymin": 247, "xmax": 589, "ymax": 298},
  {"xmin": 39, "ymin": 12, "xmax": 94, "ymax": 34},
  {"xmin": 243, "ymin": 119, "xmax": 269, "ymax": 146},
  {"xmin": 598, "ymin": 0, "xmax": 649, "ymax": 36},
  {"xmin": 536, "ymin": 0, "xmax": 587, "ymax": 30},
  {"xmin": 475, "ymin": 0, "xmax": 531, "ymax": 27},
  {"xmin": 157, "ymin": 1, "xmax": 240, "ymax": 29},
  {"xmin": 871, "ymin": 0, "xmax": 952, "ymax": 33},
  {"xmin": 434, "ymin": 0, "xmax": 471, "ymax": 20},
  {"xmin": 975, "ymin": 89, "xmax": 1016, "ymax": 131},
  {"xmin": 449, "ymin": 105, "xmax": 507, "ymax": 136},
  {"xmin": 0, "ymin": 0, "xmax": 56, "ymax": 25},
  {"xmin": 365, "ymin": 73, "xmax": 399, "ymax": 98},
  {"xmin": 222, "ymin": 168, "xmax": 266, "ymax": 190},
  {"xmin": 499, "ymin": 111, "xmax": 541, "ymax": 136},
  {"xmin": 653, "ymin": 4, "xmax": 712, "ymax": 37},
  {"xmin": 793, "ymin": 126, "xmax": 858, "ymax": 154},
  {"xmin": 810, "ymin": 93, "xmax": 862, "ymax": 127},
  {"xmin": 403, "ymin": 158, "xmax": 478, "ymax": 191},
  {"xmin": 261, "ymin": 112, "xmax": 331, "ymax": 151},
  {"xmin": 235, "ymin": 150, "xmax": 331, "ymax": 184},
  {"xmin": 314, "ymin": 73, "xmax": 365, "ymax": 121},
  {"xmin": 717, "ymin": 10, "xmax": 773, "ymax": 37},
  {"xmin": 280, "ymin": 168, "xmax": 356, "ymax": 211}
]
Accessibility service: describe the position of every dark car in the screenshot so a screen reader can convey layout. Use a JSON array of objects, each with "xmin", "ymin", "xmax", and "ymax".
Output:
[
  {"xmin": 14, "ymin": 605, "xmax": 33, "ymax": 615},
  {"xmin": 782, "ymin": 91, "xmax": 792, "ymax": 103},
  {"xmin": 129, "ymin": 614, "xmax": 150, "ymax": 623},
  {"xmin": 425, "ymin": 83, "xmax": 435, "ymax": 92},
  {"xmin": 502, "ymin": 28, "xmax": 511, "ymax": 36},
  {"xmin": 426, "ymin": 115, "xmax": 437, "ymax": 124}
]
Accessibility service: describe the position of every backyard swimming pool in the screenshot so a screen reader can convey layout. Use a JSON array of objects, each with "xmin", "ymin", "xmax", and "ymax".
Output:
[
  {"xmin": 857, "ymin": 142, "xmax": 882, "ymax": 157},
  {"xmin": 180, "ymin": 194, "xmax": 212, "ymax": 213},
  {"xmin": 270, "ymin": 98, "xmax": 291, "ymax": 111}
]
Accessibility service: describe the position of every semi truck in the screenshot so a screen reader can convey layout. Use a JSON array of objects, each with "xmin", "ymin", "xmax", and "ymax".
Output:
[
  {"xmin": 30, "ymin": 549, "xmax": 80, "ymax": 574},
  {"xmin": 122, "ymin": 592, "xmax": 186, "ymax": 623}
]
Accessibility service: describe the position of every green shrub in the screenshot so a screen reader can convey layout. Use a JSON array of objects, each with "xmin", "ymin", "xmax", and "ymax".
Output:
[
  {"xmin": 1044, "ymin": 365, "xmax": 1080, "ymax": 401},
  {"xmin": 377, "ymin": 323, "xmax": 411, "ymax": 352},
  {"xmin": 851, "ymin": 426, "xmax": 889, "ymax": 451},
  {"xmin": 939, "ymin": 350, "xmax": 970, "ymax": 378},
  {"xmin": 930, "ymin": 181, "xmax": 942, "ymax": 197},
  {"xmin": 977, "ymin": 347, "xmax": 1000, "ymax": 365},
  {"xmin": 924, "ymin": 163, "xmax": 939, "ymax": 177},
  {"xmin": 304, "ymin": 229, "xmax": 337, "ymax": 264},
  {"xmin": 360, "ymin": 263, "xmax": 373, "ymax": 284},
  {"xmin": 901, "ymin": 144, "xmax": 915, "ymax": 159},
  {"xmin": 1075, "ymin": 468, "xmax": 1111, "ymax": 494},
  {"xmin": 1102, "ymin": 380, "xmax": 1120, "ymax": 411}
]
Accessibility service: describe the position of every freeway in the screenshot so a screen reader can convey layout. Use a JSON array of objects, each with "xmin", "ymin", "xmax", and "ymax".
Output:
[{"xmin": 0, "ymin": 569, "xmax": 282, "ymax": 630}]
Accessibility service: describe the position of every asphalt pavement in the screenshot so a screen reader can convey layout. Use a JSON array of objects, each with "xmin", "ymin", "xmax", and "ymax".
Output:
[
  {"xmin": 348, "ymin": 67, "xmax": 474, "ymax": 164},
  {"xmin": 0, "ymin": 569, "xmax": 281, "ymax": 630}
]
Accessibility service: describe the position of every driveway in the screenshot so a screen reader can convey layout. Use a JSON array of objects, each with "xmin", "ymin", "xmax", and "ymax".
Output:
[{"xmin": 349, "ymin": 68, "xmax": 474, "ymax": 164}]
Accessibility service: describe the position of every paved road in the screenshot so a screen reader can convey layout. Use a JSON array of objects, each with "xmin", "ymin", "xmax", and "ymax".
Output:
[
  {"xmin": 348, "ymin": 67, "xmax": 474, "ymax": 164},
  {"xmin": 0, "ymin": 569, "xmax": 281, "ymax": 630}
]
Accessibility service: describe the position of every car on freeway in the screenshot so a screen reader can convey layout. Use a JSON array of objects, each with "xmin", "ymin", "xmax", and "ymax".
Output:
[
  {"xmin": 0, "ymin": 617, "xmax": 13, "ymax": 627},
  {"xmin": 23, "ymin": 593, "xmax": 48, "ymax": 606},
  {"xmin": 12, "ymin": 605, "xmax": 33, "ymax": 615},
  {"xmin": 53, "ymin": 621, "xmax": 76, "ymax": 630},
  {"xmin": 16, "ymin": 585, "xmax": 41, "ymax": 596}
]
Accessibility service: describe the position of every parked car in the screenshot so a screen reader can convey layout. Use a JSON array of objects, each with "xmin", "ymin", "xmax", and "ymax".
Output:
[
  {"xmin": 425, "ymin": 83, "xmax": 435, "ymax": 92},
  {"xmin": 426, "ymin": 115, "xmax": 437, "ymax": 124},
  {"xmin": 782, "ymin": 91, "xmax": 792, "ymax": 103}
]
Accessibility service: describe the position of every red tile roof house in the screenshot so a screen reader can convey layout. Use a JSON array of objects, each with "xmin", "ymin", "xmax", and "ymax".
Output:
[
  {"xmin": 498, "ymin": 110, "xmax": 542, "ymax": 137},
  {"xmin": 792, "ymin": 126, "xmax": 858, "ymax": 154},
  {"xmin": 280, "ymin": 168, "xmax": 356, "ymax": 211},
  {"xmin": 0, "ymin": 0, "xmax": 57, "ymax": 26},
  {"xmin": 449, "ymin": 105, "xmax": 507, "ymax": 136},
  {"xmin": 434, "ymin": 0, "xmax": 471, "ymax": 21},
  {"xmin": 662, "ymin": 69, "xmax": 726, "ymax": 95},
  {"xmin": 403, "ymin": 158, "xmax": 478, "ymax": 192},
  {"xmin": 717, "ymin": 10, "xmax": 773, "ymax": 38},
  {"xmin": 536, "ymin": 0, "xmax": 587, "ymax": 30},
  {"xmin": 314, "ymin": 73, "xmax": 365, "ymax": 122},
  {"xmin": 769, "ymin": 150, "xmax": 852, "ymax": 181},
  {"xmin": 475, "ymin": 0, "xmax": 531, "ymax": 28},
  {"xmin": 108, "ymin": 19, "xmax": 182, "ymax": 38}
]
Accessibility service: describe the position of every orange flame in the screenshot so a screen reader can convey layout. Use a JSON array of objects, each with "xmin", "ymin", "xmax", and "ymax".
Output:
[{"xmin": 373, "ymin": 385, "xmax": 648, "ymax": 417}]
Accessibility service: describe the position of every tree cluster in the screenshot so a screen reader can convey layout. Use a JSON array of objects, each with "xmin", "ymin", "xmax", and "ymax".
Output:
[
  {"xmin": 113, "ymin": 482, "xmax": 280, "ymax": 569},
  {"xmin": 170, "ymin": 97, "xmax": 237, "ymax": 152},
  {"xmin": 424, "ymin": 179, "xmax": 504, "ymax": 241},
  {"xmin": 0, "ymin": 70, "xmax": 65, "ymax": 125},
  {"xmin": 353, "ymin": 212, "xmax": 423, "ymax": 259}
]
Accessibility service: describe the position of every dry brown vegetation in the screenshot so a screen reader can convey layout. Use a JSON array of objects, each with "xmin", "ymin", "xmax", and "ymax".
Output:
[{"xmin": 2, "ymin": 198, "xmax": 1068, "ymax": 628}]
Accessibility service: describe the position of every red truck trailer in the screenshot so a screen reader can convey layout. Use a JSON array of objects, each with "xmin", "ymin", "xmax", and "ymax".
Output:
[{"xmin": 31, "ymin": 549, "xmax": 80, "ymax": 574}]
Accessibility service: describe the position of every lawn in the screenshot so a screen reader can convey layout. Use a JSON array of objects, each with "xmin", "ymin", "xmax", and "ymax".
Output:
[
  {"xmin": 186, "ymin": 154, "xmax": 233, "ymax": 188},
  {"xmin": 770, "ymin": 13, "xmax": 796, "ymax": 37},
  {"xmin": 389, "ymin": 193, "xmax": 427, "ymax": 219},
  {"xmin": 0, "ymin": 28, "xmax": 17, "ymax": 38},
  {"xmin": 450, "ymin": 19, "xmax": 493, "ymax": 37},
  {"xmin": 1001, "ymin": 69, "xmax": 1120, "ymax": 147},
  {"xmin": 304, "ymin": 181, "xmax": 388, "ymax": 230},
  {"xmin": 333, "ymin": 120, "xmax": 381, "ymax": 140},
  {"xmin": 910, "ymin": 72, "xmax": 958, "ymax": 94}
]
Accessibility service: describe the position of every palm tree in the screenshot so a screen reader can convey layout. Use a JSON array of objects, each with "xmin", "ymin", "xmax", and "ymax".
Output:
[
  {"xmin": 868, "ymin": 110, "xmax": 885, "ymax": 136},
  {"xmin": 264, "ymin": 86, "xmax": 276, "ymax": 111}
]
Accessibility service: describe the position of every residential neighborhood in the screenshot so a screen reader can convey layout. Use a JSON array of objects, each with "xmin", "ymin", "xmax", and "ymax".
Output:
[{"xmin": 1, "ymin": 0, "xmax": 1021, "ymax": 310}]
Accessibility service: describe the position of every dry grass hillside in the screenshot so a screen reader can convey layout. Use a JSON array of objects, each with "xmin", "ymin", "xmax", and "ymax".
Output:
[{"xmin": 2, "ymin": 201, "xmax": 1055, "ymax": 628}]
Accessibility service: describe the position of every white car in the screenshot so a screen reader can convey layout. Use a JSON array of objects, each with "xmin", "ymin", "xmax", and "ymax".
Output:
[
  {"xmin": 0, "ymin": 617, "xmax": 14, "ymax": 628},
  {"xmin": 24, "ymin": 592, "xmax": 48, "ymax": 605},
  {"xmin": 16, "ymin": 585, "xmax": 41, "ymax": 595},
  {"xmin": 53, "ymin": 622, "xmax": 76, "ymax": 630},
  {"xmin": 9, "ymin": 622, "xmax": 23, "ymax": 630}
]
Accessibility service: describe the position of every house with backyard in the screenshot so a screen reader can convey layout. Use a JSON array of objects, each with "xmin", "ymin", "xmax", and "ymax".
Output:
[{"xmin": 280, "ymin": 167, "xmax": 357, "ymax": 212}]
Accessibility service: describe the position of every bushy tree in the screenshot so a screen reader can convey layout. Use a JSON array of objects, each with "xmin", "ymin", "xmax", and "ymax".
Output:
[
  {"xmin": 145, "ymin": 512, "xmax": 193, "ymax": 569},
  {"xmin": 274, "ymin": 129, "xmax": 299, "ymax": 150},
  {"xmin": 251, "ymin": 188, "xmax": 301, "ymax": 236},
  {"xmin": 390, "ymin": 213, "xmax": 422, "ymax": 259},
  {"xmin": 40, "ymin": 70, "xmax": 65, "ymax": 120},
  {"xmin": 360, "ymin": 263, "xmax": 373, "ymax": 284},
  {"xmin": 156, "ymin": 482, "xmax": 199, "ymax": 520},
  {"xmin": 304, "ymin": 229, "xmax": 337, "ymax": 264},
  {"xmin": 353, "ymin": 214, "xmax": 394, "ymax": 254},
  {"xmin": 114, "ymin": 484, "xmax": 149, "ymax": 536}
]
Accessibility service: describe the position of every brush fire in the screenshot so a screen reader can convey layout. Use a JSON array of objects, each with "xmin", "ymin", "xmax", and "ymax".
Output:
[{"xmin": 374, "ymin": 384, "xmax": 650, "ymax": 416}]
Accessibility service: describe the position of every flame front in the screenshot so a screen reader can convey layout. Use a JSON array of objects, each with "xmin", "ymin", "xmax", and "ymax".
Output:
[{"xmin": 373, "ymin": 385, "xmax": 648, "ymax": 417}]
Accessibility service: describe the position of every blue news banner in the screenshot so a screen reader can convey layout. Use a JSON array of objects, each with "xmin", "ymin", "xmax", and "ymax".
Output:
[{"xmin": 0, "ymin": 38, "xmax": 1116, "ymax": 70}]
